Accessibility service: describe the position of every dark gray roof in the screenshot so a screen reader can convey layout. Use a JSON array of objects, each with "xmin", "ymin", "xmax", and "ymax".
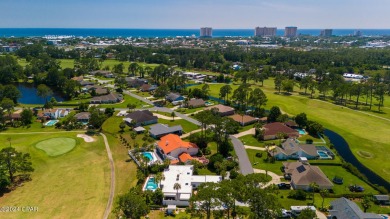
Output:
[
  {"xmin": 149, "ymin": 124, "xmax": 183, "ymax": 136},
  {"xmin": 373, "ymin": 195, "xmax": 389, "ymax": 201},
  {"xmin": 330, "ymin": 197, "xmax": 383, "ymax": 219},
  {"xmin": 166, "ymin": 92, "xmax": 182, "ymax": 101},
  {"xmin": 126, "ymin": 110, "xmax": 158, "ymax": 124}
]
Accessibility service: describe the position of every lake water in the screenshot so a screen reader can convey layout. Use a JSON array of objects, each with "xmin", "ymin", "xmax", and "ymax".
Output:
[
  {"xmin": 324, "ymin": 129, "xmax": 390, "ymax": 191},
  {"xmin": 15, "ymin": 83, "xmax": 65, "ymax": 104}
]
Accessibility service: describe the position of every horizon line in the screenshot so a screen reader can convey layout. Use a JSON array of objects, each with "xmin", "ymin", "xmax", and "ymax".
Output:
[{"xmin": 1, "ymin": 27, "xmax": 390, "ymax": 30}]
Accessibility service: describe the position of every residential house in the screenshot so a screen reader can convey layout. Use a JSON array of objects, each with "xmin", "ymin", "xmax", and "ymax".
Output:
[
  {"xmin": 156, "ymin": 134, "xmax": 198, "ymax": 163},
  {"xmin": 272, "ymin": 138, "xmax": 319, "ymax": 160},
  {"xmin": 123, "ymin": 110, "xmax": 158, "ymax": 127},
  {"xmin": 373, "ymin": 195, "xmax": 390, "ymax": 205},
  {"xmin": 37, "ymin": 108, "xmax": 71, "ymax": 120},
  {"xmin": 140, "ymin": 84, "xmax": 157, "ymax": 92},
  {"xmin": 71, "ymin": 76, "xmax": 84, "ymax": 82},
  {"xmin": 205, "ymin": 104, "xmax": 235, "ymax": 116},
  {"xmin": 262, "ymin": 122, "xmax": 299, "ymax": 140},
  {"xmin": 160, "ymin": 165, "xmax": 222, "ymax": 206},
  {"xmin": 125, "ymin": 77, "xmax": 148, "ymax": 88},
  {"xmin": 84, "ymin": 85, "xmax": 108, "ymax": 95},
  {"xmin": 329, "ymin": 197, "xmax": 383, "ymax": 219},
  {"xmin": 90, "ymin": 70, "xmax": 114, "ymax": 78},
  {"xmin": 79, "ymin": 80, "xmax": 95, "ymax": 86},
  {"xmin": 229, "ymin": 114, "xmax": 259, "ymax": 126},
  {"xmin": 149, "ymin": 124, "xmax": 183, "ymax": 139},
  {"xmin": 74, "ymin": 112, "xmax": 91, "ymax": 123},
  {"xmin": 285, "ymin": 120, "xmax": 298, "ymax": 128},
  {"xmin": 90, "ymin": 93, "xmax": 123, "ymax": 104},
  {"xmin": 166, "ymin": 93, "xmax": 184, "ymax": 102},
  {"xmin": 5, "ymin": 109, "xmax": 22, "ymax": 121},
  {"xmin": 187, "ymin": 98, "xmax": 205, "ymax": 108},
  {"xmin": 283, "ymin": 159, "xmax": 333, "ymax": 190}
]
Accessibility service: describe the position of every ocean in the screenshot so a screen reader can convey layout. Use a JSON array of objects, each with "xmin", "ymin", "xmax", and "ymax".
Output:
[{"xmin": 1, "ymin": 28, "xmax": 390, "ymax": 38}]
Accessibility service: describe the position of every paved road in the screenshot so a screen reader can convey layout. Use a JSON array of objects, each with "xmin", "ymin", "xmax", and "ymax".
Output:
[
  {"xmin": 101, "ymin": 133, "xmax": 116, "ymax": 219},
  {"xmin": 125, "ymin": 91, "xmax": 201, "ymax": 126},
  {"xmin": 230, "ymin": 136, "xmax": 254, "ymax": 175}
]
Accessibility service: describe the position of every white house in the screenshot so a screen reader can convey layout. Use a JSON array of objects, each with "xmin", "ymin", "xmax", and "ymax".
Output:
[{"xmin": 160, "ymin": 165, "xmax": 222, "ymax": 206}]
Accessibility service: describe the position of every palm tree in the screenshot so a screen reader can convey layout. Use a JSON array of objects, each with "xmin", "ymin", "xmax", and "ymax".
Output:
[
  {"xmin": 319, "ymin": 189, "xmax": 329, "ymax": 209},
  {"xmin": 173, "ymin": 183, "xmax": 181, "ymax": 201},
  {"xmin": 309, "ymin": 182, "xmax": 319, "ymax": 204},
  {"xmin": 171, "ymin": 111, "xmax": 176, "ymax": 121}
]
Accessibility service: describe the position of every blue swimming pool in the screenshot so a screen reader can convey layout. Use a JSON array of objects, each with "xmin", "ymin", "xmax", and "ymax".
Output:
[
  {"xmin": 145, "ymin": 177, "xmax": 158, "ymax": 191},
  {"xmin": 317, "ymin": 150, "xmax": 332, "ymax": 159},
  {"xmin": 45, "ymin": 120, "xmax": 59, "ymax": 126},
  {"xmin": 295, "ymin": 128, "xmax": 306, "ymax": 135},
  {"xmin": 142, "ymin": 152, "xmax": 154, "ymax": 161}
]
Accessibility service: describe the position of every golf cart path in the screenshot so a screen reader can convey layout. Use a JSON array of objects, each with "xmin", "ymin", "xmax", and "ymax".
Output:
[{"xmin": 101, "ymin": 133, "xmax": 116, "ymax": 219}]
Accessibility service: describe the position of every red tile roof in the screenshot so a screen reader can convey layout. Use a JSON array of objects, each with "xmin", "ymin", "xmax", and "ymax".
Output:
[
  {"xmin": 158, "ymin": 134, "xmax": 198, "ymax": 154},
  {"xmin": 179, "ymin": 153, "xmax": 193, "ymax": 163}
]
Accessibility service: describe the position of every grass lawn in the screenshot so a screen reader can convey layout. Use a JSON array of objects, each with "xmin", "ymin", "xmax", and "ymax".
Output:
[
  {"xmin": 157, "ymin": 118, "xmax": 199, "ymax": 133},
  {"xmin": 238, "ymin": 124, "xmax": 255, "ymax": 133},
  {"xmin": 133, "ymin": 91, "xmax": 152, "ymax": 98},
  {"xmin": 35, "ymin": 137, "xmax": 76, "ymax": 156},
  {"xmin": 298, "ymin": 134, "xmax": 325, "ymax": 144},
  {"xmin": 101, "ymin": 116, "xmax": 141, "ymax": 218},
  {"xmin": 0, "ymin": 132, "xmax": 109, "ymax": 219},
  {"xmin": 197, "ymin": 81, "xmax": 390, "ymax": 183},
  {"xmin": 319, "ymin": 165, "xmax": 378, "ymax": 194},
  {"xmin": 246, "ymin": 149, "xmax": 283, "ymax": 174},
  {"xmin": 239, "ymin": 135, "xmax": 279, "ymax": 147},
  {"xmin": 175, "ymin": 107, "xmax": 204, "ymax": 114}
]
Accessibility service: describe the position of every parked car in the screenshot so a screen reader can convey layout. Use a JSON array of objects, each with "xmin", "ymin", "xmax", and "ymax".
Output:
[
  {"xmin": 349, "ymin": 185, "xmax": 364, "ymax": 192},
  {"xmin": 279, "ymin": 209, "xmax": 292, "ymax": 218},
  {"xmin": 278, "ymin": 183, "xmax": 291, "ymax": 190},
  {"xmin": 284, "ymin": 174, "xmax": 291, "ymax": 180}
]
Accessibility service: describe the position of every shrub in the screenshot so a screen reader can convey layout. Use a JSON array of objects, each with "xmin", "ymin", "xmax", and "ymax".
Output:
[
  {"xmin": 255, "ymin": 152, "xmax": 263, "ymax": 158},
  {"xmin": 306, "ymin": 139, "xmax": 313, "ymax": 144},
  {"xmin": 288, "ymin": 189, "xmax": 307, "ymax": 200}
]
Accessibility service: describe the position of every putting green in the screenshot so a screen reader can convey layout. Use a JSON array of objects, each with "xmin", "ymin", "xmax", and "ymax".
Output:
[{"xmin": 35, "ymin": 137, "xmax": 77, "ymax": 156}]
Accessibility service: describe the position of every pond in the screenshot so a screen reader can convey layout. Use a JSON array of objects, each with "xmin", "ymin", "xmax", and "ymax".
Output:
[
  {"xmin": 14, "ymin": 83, "xmax": 66, "ymax": 104},
  {"xmin": 324, "ymin": 129, "xmax": 390, "ymax": 191}
]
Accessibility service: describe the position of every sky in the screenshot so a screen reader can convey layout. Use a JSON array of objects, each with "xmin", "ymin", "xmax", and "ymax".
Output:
[{"xmin": 0, "ymin": 0, "xmax": 389, "ymax": 29}]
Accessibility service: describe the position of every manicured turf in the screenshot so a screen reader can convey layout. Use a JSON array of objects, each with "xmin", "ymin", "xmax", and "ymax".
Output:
[
  {"xmin": 0, "ymin": 133, "xmax": 109, "ymax": 218},
  {"xmin": 194, "ymin": 81, "xmax": 390, "ymax": 182},
  {"xmin": 246, "ymin": 149, "xmax": 283, "ymax": 174},
  {"xmin": 35, "ymin": 137, "xmax": 77, "ymax": 156},
  {"xmin": 238, "ymin": 134, "xmax": 275, "ymax": 147}
]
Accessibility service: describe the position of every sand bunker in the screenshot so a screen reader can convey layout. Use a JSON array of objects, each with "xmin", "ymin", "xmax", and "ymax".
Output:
[{"xmin": 77, "ymin": 134, "xmax": 96, "ymax": 143}]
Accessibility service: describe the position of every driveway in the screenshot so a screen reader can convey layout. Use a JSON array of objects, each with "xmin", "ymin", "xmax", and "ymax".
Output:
[
  {"xmin": 230, "ymin": 136, "xmax": 254, "ymax": 175},
  {"xmin": 253, "ymin": 168, "xmax": 282, "ymax": 188},
  {"xmin": 232, "ymin": 128, "xmax": 255, "ymax": 138}
]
